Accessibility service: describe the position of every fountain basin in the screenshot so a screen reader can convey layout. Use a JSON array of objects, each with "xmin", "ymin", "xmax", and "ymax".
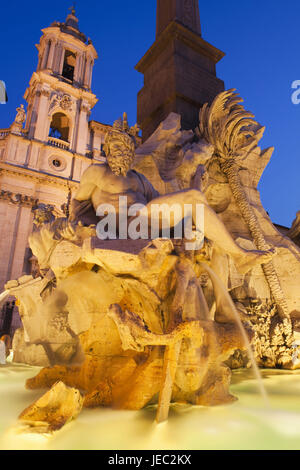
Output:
[{"xmin": 1, "ymin": 363, "xmax": 300, "ymax": 450}]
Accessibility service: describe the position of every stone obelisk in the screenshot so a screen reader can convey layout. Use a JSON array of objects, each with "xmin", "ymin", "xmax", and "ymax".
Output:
[
  {"xmin": 156, "ymin": 0, "xmax": 201, "ymax": 37},
  {"xmin": 136, "ymin": 0, "xmax": 225, "ymax": 141}
]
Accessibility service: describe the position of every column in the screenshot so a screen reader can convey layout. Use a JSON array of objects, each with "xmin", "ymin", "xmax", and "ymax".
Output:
[
  {"xmin": 76, "ymin": 102, "xmax": 90, "ymax": 155},
  {"xmin": 73, "ymin": 53, "xmax": 80, "ymax": 83},
  {"xmin": 83, "ymin": 56, "xmax": 90, "ymax": 88},
  {"xmin": 76, "ymin": 54, "xmax": 82, "ymax": 85},
  {"xmin": 80, "ymin": 54, "xmax": 86, "ymax": 85},
  {"xmin": 37, "ymin": 54, "xmax": 42, "ymax": 71},
  {"xmin": 88, "ymin": 60, "xmax": 94, "ymax": 89},
  {"xmin": 41, "ymin": 40, "xmax": 50, "ymax": 70},
  {"xmin": 34, "ymin": 89, "xmax": 51, "ymax": 141},
  {"xmin": 53, "ymin": 42, "xmax": 62, "ymax": 74},
  {"xmin": 46, "ymin": 39, "xmax": 57, "ymax": 70},
  {"xmin": 0, "ymin": 201, "xmax": 19, "ymax": 291},
  {"xmin": 59, "ymin": 48, "xmax": 65, "ymax": 75},
  {"xmin": 27, "ymin": 93, "xmax": 40, "ymax": 139},
  {"xmin": 10, "ymin": 204, "xmax": 34, "ymax": 282},
  {"xmin": 79, "ymin": 54, "xmax": 85, "ymax": 85}
]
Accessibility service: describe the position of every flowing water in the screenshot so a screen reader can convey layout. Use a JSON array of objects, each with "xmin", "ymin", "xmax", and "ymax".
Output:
[{"xmin": 200, "ymin": 263, "xmax": 269, "ymax": 408}]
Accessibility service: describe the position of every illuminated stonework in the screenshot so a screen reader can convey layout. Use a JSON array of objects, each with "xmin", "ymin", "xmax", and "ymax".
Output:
[{"xmin": 0, "ymin": 9, "xmax": 110, "ymax": 291}]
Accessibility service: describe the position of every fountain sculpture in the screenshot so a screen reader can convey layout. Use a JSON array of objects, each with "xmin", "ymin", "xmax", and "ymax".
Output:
[{"xmin": 4, "ymin": 91, "xmax": 300, "ymax": 430}]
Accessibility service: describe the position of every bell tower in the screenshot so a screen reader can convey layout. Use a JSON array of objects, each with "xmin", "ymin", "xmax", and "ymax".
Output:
[
  {"xmin": 24, "ymin": 7, "xmax": 98, "ymax": 155},
  {"xmin": 136, "ymin": 0, "xmax": 225, "ymax": 141},
  {"xmin": 0, "ymin": 8, "xmax": 103, "ymax": 293}
]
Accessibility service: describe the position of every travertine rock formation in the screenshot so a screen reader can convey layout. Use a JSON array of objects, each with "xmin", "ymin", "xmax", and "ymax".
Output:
[
  {"xmin": 10, "ymin": 235, "xmax": 252, "ymax": 422},
  {"xmin": 12, "ymin": 328, "xmax": 50, "ymax": 367},
  {"xmin": 8, "ymin": 274, "xmax": 79, "ymax": 367}
]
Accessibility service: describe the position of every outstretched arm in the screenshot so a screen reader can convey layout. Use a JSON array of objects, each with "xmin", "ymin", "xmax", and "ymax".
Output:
[{"xmin": 143, "ymin": 189, "xmax": 275, "ymax": 273}]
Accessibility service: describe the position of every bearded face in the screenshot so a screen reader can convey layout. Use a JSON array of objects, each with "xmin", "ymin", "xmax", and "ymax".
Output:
[
  {"xmin": 32, "ymin": 205, "xmax": 55, "ymax": 227},
  {"xmin": 105, "ymin": 134, "xmax": 135, "ymax": 177}
]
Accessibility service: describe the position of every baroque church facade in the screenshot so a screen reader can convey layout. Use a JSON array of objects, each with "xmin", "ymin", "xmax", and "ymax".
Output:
[{"xmin": 0, "ymin": 8, "xmax": 112, "ymax": 292}]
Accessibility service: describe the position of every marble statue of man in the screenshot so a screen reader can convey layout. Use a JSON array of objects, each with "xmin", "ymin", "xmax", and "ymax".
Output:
[
  {"xmin": 70, "ymin": 117, "xmax": 274, "ymax": 274},
  {"xmin": 70, "ymin": 118, "xmax": 160, "ymax": 227}
]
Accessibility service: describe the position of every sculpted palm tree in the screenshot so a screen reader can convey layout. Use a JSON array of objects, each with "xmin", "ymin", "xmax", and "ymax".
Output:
[{"xmin": 198, "ymin": 89, "xmax": 290, "ymax": 322}]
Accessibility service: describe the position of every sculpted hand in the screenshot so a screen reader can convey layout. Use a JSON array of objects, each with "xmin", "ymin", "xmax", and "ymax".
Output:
[{"xmin": 53, "ymin": 219, "xmax": 77, "ymax": 241}]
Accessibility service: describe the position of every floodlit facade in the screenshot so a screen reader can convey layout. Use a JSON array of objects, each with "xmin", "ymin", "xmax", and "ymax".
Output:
[{"xmin": 0, "ymin": 9, "xmax": 111, "ymax": 291}]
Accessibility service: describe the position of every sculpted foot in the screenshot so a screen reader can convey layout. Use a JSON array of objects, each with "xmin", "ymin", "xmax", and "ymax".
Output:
[{"xmin": 236, "ymin": 247, "xmax": 276, "ymax": 275}]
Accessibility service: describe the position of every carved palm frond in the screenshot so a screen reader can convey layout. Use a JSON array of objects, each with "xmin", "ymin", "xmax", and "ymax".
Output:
[
  {"xmin": 198, "ymin": 90, "xmax": 290, "ymax": 320},
  {"xmin": 198, "ymin": 89, "xmax": 265, "ymax": 160}
]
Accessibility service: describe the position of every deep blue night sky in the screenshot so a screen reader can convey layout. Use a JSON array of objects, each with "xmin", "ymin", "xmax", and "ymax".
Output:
[{"xmin": 0, "ymin": 0, "xmax": 299, "ymax": 227}]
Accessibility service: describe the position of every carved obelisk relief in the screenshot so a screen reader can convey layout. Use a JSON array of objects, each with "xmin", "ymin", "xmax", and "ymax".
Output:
[
  {"xmin": 156, "ymin": 0, "xmax": 201, "ymax": 38},
  {"xmin": 136, "ymin": 0, "xmax": 225, "ymax": 141}
]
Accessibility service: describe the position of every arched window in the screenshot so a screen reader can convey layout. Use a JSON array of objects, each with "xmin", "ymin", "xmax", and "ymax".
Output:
[
  {"xmin": 62, "ymin": 50, "xmax": 76, "ymax": 81},
  {"xmin": 49, "ymin": 112, "xmax": 70, "ymax": 142}
]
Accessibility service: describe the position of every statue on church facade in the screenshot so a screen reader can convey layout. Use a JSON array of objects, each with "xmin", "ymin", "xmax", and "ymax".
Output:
[
  {"xmin": 10, "ymin": 103, "xmax": 27, "ymax": 134},
  {"xmin": 14, "ymin": 104, "xmax": 26, "ymax": 126}
]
